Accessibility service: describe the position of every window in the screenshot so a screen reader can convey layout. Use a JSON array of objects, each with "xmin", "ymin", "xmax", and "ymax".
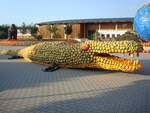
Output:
[
  {"xmin": 101, "ymin": 34, "xmax": 105, "ymax": 39},
  {"xmin": 112, "ymin": 34, "xmax": 115, "ymax": 38},
  {"xmin": 117, "ymin": 34, "xmax": 121, "ymax": 37},
  {"xmin": 106, "ymin": 34, "xmax": 110, "ymax": 38}
]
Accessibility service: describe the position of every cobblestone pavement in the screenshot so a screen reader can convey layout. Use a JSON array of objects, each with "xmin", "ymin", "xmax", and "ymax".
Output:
[{"xmin": 0, "ymin": 46, "xmax": 150, "ymax": 113}]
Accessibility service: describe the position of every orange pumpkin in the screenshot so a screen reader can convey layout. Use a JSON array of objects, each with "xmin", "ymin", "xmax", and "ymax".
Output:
[{"xmin": 82, "ymin": 44, "xmax": 90, "ymax": 51}]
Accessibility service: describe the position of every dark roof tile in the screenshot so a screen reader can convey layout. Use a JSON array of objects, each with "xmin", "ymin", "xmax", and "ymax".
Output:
[{"xmin": 37, "ymin": 17, "xmax": 134, "ymax": 25}]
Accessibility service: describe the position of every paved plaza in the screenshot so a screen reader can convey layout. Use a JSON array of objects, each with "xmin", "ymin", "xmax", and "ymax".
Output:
[{"xmin": 0, "ymin": 46, "xmax": 150, "ymax": 113}]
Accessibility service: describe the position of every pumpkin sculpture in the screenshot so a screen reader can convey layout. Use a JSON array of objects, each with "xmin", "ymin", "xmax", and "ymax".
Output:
[{"xmin": 0, "ymin": 40, "xmax": 145, "ymax": 72}]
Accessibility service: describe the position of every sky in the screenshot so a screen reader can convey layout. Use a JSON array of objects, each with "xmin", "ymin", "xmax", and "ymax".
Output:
[{"xmin": 0, "ymin": 0, "xmax": 149, "ymax": 25}]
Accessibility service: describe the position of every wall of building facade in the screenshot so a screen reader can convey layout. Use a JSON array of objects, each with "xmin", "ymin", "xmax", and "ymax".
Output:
[
  {"xmin": 38, "ymin": 22, "xmax": 133, "ymax": 39},
  {"xmin": 98, "ymin": 22, "xmax": 133, "ymax": 39},
  {"xmin": 38, "ymin": 25, "xmax": 52, "ymax": 38},
  {"xmin": 38, "ymin": 24, "xmax": 81, "ymax": 39}
]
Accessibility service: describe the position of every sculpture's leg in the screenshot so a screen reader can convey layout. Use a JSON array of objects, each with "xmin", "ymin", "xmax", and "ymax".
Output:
[
  {"xmin": 9, "ymin": 33, "xmax": 13, "ymax": 40},
  {"xmin": 42, "ymin": 63, "xmax": 60, "ymax": 72},
  {"xmin": 13, "ymin": 34, "xmax": 17, "ymax": 40},
  {"xmin": 14, "ymin": 33, "xmax": 17, "ymax": 40},
  {"xmin": 8, "ymin": 56, "xmax": 23, "ymax": 59},
  {"xmin": 8, "ymin": 33, "xmax": 11, "ymax": 40},
  {"xmin": 12, "ymin": 34, "xmax": 15, "ymax": 40},
  {"xmin": 14, "ymin": 35, "xmax": 17, "ymax": 40}
]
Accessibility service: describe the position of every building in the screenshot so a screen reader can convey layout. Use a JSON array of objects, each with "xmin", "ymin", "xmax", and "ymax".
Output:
[
  {"xmin": 37, "ymin": 17, "xmax": 134, "ymax": 40},
  {"xmin": 17, "ymin": 29, "xmax": 34, "ymax": 39}
]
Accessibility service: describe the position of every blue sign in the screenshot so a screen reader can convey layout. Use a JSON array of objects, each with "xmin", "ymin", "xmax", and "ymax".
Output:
[{"xmin": 134, "ymin": 4, "xmax": 150, "ymax": 41}]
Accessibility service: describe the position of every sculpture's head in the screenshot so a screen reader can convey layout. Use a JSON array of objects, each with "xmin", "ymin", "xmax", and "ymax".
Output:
[{"xmin": 79, "ymin": 40, "xmax": 144, "ymax": 72}]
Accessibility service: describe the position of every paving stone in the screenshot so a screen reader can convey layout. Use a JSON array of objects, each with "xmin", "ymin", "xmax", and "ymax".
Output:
[{"xmin": 0, "ymin": 46, "xmax": 150, "ymax": 113}]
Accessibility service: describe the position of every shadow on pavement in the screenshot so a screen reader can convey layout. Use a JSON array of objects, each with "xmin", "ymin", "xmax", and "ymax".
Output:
[
  {"xmin": 0, "ymin": 55, "xmax": 149, "ymax": 92},
  {"xmin": 19, "ymin": 80, "xmax": 150, "ymax": 113},
  {"xmin": 133, "ymin": 60, "xmax": 150, "ymax": 76},
  {"xmin": 0, "ymin": 57, "xmax": 116, "ymax": 92}
]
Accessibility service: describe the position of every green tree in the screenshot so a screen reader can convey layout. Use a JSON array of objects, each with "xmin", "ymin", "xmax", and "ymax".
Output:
[
  {"xmin": 28, "ymin": 25, "xmax": 38, "ymax": 36},
  {"xmin": 64, "ymin": 24, "xmax": 72, "ymax": 39},
  {"xmin": 28, "ymin": 24, "xmax": 42, "ymax": 40},
  {"xmin": 94, "ymin": 31, "xmax": 100, "ymax": 41},
  {"xmin": 47, "ymin": 24, "xmax": 58, "ymax": 39},
  {"xmin": 19, "ymin": 22, "xmax": 28, "ymax": 34},
  {"xmin": 0, "ymin": 25, "xmax": 9, "ymax": 39}
]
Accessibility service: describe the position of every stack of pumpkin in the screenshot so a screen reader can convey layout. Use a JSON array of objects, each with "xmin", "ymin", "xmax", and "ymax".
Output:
[
  {"xmin": 19, "ymin": 40, "xmax": 143, "ymax": 63},
  {"xmin": 16, "ymin": 40, "xmax": 143, "ymax": 72},
  {"xmin": 141, "ymin": 42, "xmax": 150, "ymax": 46},
  {"xmin": 85, "ymin": 40, "xmax": 143, "ymax": 53},
  {"xmin": 94, "ymin": 54, "xmax": 142, "ymax": 72}
]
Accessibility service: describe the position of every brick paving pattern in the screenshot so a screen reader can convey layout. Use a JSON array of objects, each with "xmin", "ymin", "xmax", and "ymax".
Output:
[{"xmin": 0, "ymin": 46, "xmax": 150, "ymax": 113}]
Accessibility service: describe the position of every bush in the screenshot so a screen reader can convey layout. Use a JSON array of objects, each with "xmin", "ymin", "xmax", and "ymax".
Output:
[
  {"xmin": 0, "ymin": 25, "xmax": 9, "ymax": 39},
  {"xmin": 34, "ymin": 35, "xmax": 43, "ymax": 40},
  {"xmin": 114, "ymin": 31, "xmax": 142, "ymax": 42},
  {"xmin": 19, "ymin": 22, "xmax": 28, "ymax": 34},
  {"xmin": 28, "ymin": 25, "xmax": 38, "ymax": 36}
]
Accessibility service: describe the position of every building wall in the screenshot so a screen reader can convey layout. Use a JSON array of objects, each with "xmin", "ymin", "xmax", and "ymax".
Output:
[
  {"xmin": 38, "ymin": 25, "xmax": 51, "ymax": 38},
  {"xmin": 71, "ymin": 24, "xmax": 81, "ymax": 39},
  {"xmin": 38, "ymin": 22, "xmax": 133, "ymax": 39},
  {"xmin": 55, "ymin": 24, "xmax": 64, "ymax": 38},
  {"xmin": 38, "ymin": 24, "xmax": 64, "ymax": 38},
  {"xmin": 117, "ymin": 22, "xmax": 133, "ymax": 30},
  {"xmin": 98, "ymin": 22, "xmax": 133, "ymax": 39},
  {"xmin": 38, "ymin": 24, "xmax": 81, "ymax": 39},
  {"xmin": 80, "ymin": 24, "xmax": 86, "ymax": 38},
  {"xmin": 100, "ymin": 23, "xmax": 116, "ymax": 30}
]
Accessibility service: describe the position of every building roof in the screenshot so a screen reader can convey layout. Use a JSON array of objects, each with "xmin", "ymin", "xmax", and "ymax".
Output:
[{"xmin": 37, "ymin": 17, "xmax": 134, "ymax": 25}]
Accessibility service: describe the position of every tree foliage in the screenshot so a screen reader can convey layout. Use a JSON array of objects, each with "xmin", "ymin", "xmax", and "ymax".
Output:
[
  {"xmin": 0, "ymin": 25, "xmax": 9, "ymax": 39},
  {"xmin": 64, "ymin": 24, "xmax": 72, "ymax": 35},
  {"xmin": 47, "ymin": 25, "xmax": 58, "ymax": 38},
  {"xmin": 19, "ymin": 22, "xmax": 28, "ymax": 34},
  {"xmin": 28, "ymin": 25, "xmax": 38, "ymax": 36},
  {"xmin": 114, "ymin": 31, "xmax": 142, "ymax": 42},
  {"xmin": 47, "ymin": 25, "xmax": 58, "ymax": 33}
]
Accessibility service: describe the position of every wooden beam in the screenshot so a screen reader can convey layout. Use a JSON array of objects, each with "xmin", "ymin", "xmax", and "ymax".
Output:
[{"xmin": 84, "ymin": 23, "xmax": 85, "ymax": 38}]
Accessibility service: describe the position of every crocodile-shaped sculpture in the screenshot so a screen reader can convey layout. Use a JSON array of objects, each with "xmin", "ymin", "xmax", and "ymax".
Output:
[{"xmin": 0, "ymin": 40, "xmax": 144, "ymax": 72}]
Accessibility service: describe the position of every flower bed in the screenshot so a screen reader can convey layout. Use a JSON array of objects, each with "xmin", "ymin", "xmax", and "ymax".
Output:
[
  {"xmin": 0, "ymin": 40, "xmax": 40, "ymax": 46},
  {"xmin": 0, "ymin": 39, "xmax": 77, "ymax": 46},
  {"xmin": 0, "ymin": 40, "xmax": 68, "ymax": 46},
  {"xmin": 141, "ymin": 42, "xmax": 150, "ymax": 46},
  {"xmin": 142, "ymin": 50, "xmax": 150, "ymax": 53}
]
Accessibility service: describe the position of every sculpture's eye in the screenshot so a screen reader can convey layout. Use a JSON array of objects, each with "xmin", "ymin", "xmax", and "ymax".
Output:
[{"xmin": 82, "ymin": 44, "xmax": 90, "ymax": 51}]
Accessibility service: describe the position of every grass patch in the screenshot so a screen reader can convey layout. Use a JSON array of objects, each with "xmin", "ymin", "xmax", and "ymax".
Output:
[
  {"xmin": 18, "ymin": 39, "xmax": 39, "ymax": 41},
  {"xmin": 0, "ymin": 39, "xmax": 7, "ymax": 41},
  {"xmin": 42, "ymin": 38, "xmax": 66, "ymax": 41}
]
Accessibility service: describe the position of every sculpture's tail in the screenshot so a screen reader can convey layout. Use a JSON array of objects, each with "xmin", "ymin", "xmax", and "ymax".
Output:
[{"xmin": 0, "ymin": 49, "xmax": 20, "ymax": 56}]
